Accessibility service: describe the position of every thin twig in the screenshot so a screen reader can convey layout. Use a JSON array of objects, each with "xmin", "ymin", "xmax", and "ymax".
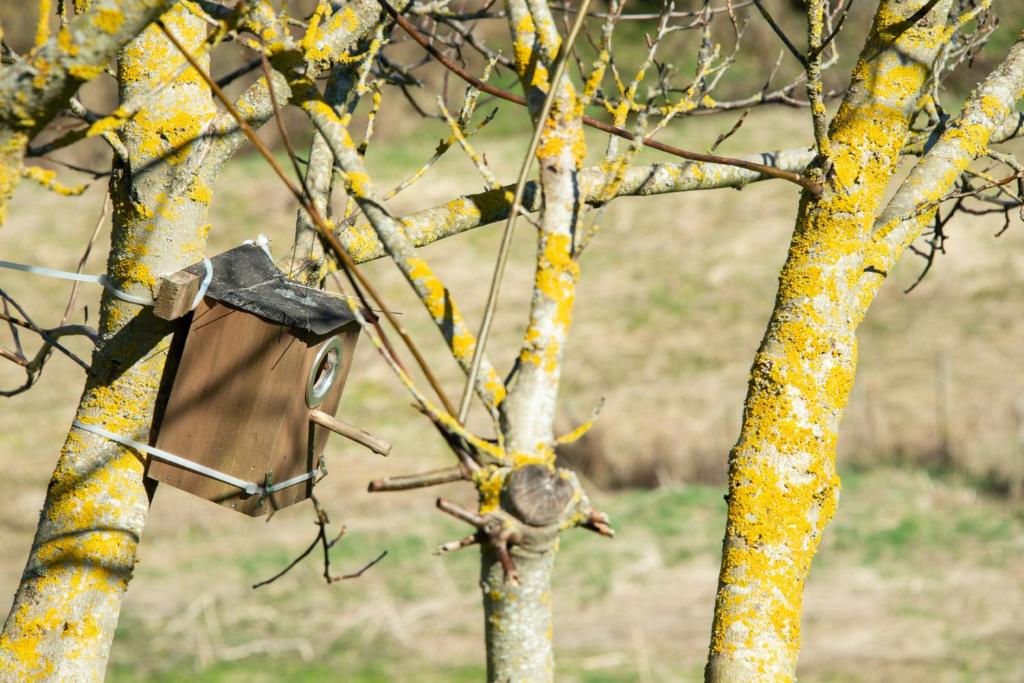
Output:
[
  {"xmin": 336, "ymin": 550, "xmax": 388, "ymax": 581},
  {"xmin": 216, "ymin": 58, "xmax": 262, "ymax": 88},
  {"xmin": 0, "ymin": 292, "xmax": 94, "ymax": 397},
  {"xmin": 3, "ymin": 297, "xmax": 23, "ymax": 360},
  {"xmin": 808, "ymin": 0, "xmax": 856, "ymax": 60},
  {"xmin": 436, "ymin": 533, "xmax": 480, "ymax": 554},
  {"xmin": 259, "ymin": 54, "xmax": 313, "ymax": 200},
  {"xmin": 252, "ymin": 496, "xmax": 387, "ymax": 588},
  {"xmin": 751, "ymin": 0, "xmax": 807, "ymax": 66},
  {"xmin": 251, "ymin": 528, "xmax": 324, "ymax": 589},
  {"xmin": 436, "ymin": 497, "xmax": 486, "ymax": 527},
  {"xmin": 62, "ymin": 195, "xmax": 110, "ymax": 325},
  {"xmin": 0, "ymin": 290, "xmax": 90, "ymax": 371},
  {"xmin": 548, "ymin": 1, "xmax": 754, "ymax": 21},
  {"xmin": 379, "ymin": 0, "xmax": 822, "ymax": 196},
  {"xmin": 581, "ymin": 510, "xmax": 615, "ymax": 537}
]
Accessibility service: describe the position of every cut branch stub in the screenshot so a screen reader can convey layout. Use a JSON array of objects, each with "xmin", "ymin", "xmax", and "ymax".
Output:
[{"xmin": 503, "ymin": 464, "xmax": 574, "ymax": 527}]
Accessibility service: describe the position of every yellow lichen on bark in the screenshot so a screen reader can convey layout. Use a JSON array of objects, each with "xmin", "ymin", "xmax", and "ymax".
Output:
[
  {"xmin": 36, "ymin": 0, "xmax": 54, "ymax": 47},
  {"xmin": 0, "ymin": 334, "xmax": 168, "ymax": 680},
  {"xmin": 499, "ymin": 0, "xmax": 588, "ymax": 455},
  {"xmin": 0, "ymin": 131, "xmax": 30, "ymax": 225},
  {"xmin": 1, "ymin": 6, "xmax": 219, "ymax": 678},
  {"xmin": 92, "ymin": 7, "xmax": 125, "ymax": 34},
  {"xmin": 21, "ymin": 165, "xmax": 88, "ymax": 196},
  {"xmin": 301, "ymin": 2, "xmax": 361, "ymax": 68},
  {"xmin": 1, "ymin": 0, "xmax": 183, "ymax": 224},
  {"xmin": 706, "ymin": 2, "xmax": 954, "ymax": 681}
]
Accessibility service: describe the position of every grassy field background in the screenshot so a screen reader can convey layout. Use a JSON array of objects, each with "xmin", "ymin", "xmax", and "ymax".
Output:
[{"xmin": 1, "ymin": 3, "xmax": 1024, "ymax": 679}]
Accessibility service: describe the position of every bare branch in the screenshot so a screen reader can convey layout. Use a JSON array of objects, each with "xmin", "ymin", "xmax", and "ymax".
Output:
[
  {"xmin": 750, "ymin": 0, "xmax": 807, "ymax": 66},
  {"xmin": 340, "ymin": 147, "xmax": 817, "ymax": 264},
  {"xmin": 62, "ymin": 195, "xmax": 110, "ymax": 325},
  {"xmin": 436, "ymin": 533, "xmax": 480, "ymax": 554},
  {"xmin": 252, "ymin": 497, "xmax": 386, "ymax": 588},
  {"xmin": 368, "ymin": 465, "xmax": 468, "ymax": 492},
  {"xmin": 379, "ymin": 0, "xmax": 822, "ymax": 195},
  {"xmin": 436, "ymin": 497, "xmax": 486, "ymax": 528}
]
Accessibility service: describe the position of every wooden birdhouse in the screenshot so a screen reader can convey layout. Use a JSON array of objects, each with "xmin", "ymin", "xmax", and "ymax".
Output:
[{"xmin": 146, "ymin": 243, "xmax": 388, "ymax": 516}]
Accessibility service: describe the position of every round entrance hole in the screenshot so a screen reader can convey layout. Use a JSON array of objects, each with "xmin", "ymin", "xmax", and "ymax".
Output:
[{"xmin": 306, "ymin": 336, "xmax": 344, "ymax": 408}]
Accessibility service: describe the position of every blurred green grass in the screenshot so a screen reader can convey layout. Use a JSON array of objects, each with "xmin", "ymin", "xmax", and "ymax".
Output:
[{"xmin": 97, "ymin": 468, "xmax": 1023, "ymax": 682}]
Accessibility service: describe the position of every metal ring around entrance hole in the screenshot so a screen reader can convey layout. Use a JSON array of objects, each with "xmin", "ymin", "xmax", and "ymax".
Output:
[{"xmin": 306, "ymin": 336, "xmax": 343, "ymax": 408}]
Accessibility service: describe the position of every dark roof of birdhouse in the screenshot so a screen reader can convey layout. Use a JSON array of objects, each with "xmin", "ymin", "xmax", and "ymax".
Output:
[{"xmin": 190, "ymin": 243, "xmax": 373, "ymax": 336}]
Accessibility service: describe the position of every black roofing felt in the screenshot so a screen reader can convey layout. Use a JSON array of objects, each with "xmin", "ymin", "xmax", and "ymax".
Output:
[{"xmin": 189, "ymin": 243, "xmax": 370, "ymax": 336}]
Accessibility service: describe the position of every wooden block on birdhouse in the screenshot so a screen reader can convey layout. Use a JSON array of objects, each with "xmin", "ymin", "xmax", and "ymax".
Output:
[
  {"xmin": 153, "ymin": 269, "xmax": 201, "ymax": 321},
  {"xmin": 147, "ymin": 243, "xmax": 375, "ymax": 516}
]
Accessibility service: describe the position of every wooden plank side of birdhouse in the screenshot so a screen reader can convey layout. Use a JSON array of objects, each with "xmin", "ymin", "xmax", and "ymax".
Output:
[{"xmin": 149, "ymin": 301, "xmax": 326, "ymax": 515}]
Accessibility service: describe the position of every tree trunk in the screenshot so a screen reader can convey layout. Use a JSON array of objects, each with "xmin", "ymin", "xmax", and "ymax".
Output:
[
  {"xmin": 469, "ymin": 1, "xmax": 590, "ymax": 679},
  {"xmin": 481, "ymin": 546, "xmax": 556, "ymax": 682},
  {"xmin": 705, "ymin": 1, "xmax": 954, "ymax": 680},
  {"xmin": 0, "ymin": 8, "xmax": 216, "ymax": 678}
]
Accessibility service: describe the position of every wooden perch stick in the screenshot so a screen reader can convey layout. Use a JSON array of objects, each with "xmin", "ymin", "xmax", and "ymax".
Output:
[{"xmin": 309, "ymin": 409, "xmax": 392, "ymax": 456}]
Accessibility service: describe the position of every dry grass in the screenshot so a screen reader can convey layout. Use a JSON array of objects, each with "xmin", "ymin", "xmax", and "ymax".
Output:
[{"xmin": 1, "ymin": 106, "xmax": 1022, "ymax": 681}]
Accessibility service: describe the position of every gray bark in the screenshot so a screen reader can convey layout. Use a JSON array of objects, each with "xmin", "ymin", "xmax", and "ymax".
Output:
[
  {"xmin": 481, "ymin": 547, "xmax": 556, "ymax": 682},
  {"xmin": 0, "ymin": 9, "xmax": 217, "ymax": 678}
]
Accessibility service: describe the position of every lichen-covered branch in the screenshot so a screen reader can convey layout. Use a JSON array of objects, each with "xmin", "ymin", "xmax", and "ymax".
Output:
[
  {"xmin": 301, "ymin": 93, "xmax": 507, "ymax": 415},
  {"xmin": 497, "ymin": 0, "xmax": 586, "ymax": 453},
  {"xmin": 206, "ymin": 0, "xmax": 398, "ymax": 166},
  {"xmin": 859, "ymin": 33, "xmax": 1024, "ymax": 307},
  {"xmin": 323, "ymin": 104, "xmax": 1024, "ymax": 266},
  {"xmin": 288, "ymin": 65, "xmax": 356, "ymax": 285},
  {"xmin": 706, "ymin": 2, "xmax": 955, "ymax": 681},
  {"xmin": 341, "ymin": 147, "xmax": 817, "ymax": 264},
  {"xmin": 0, "ymin": 0, "xmax": 181, "ymax": 223},
  {"xmin": 805, "ymin": 0, "xmax": 832, "ymax": 159},
  {"xmin": 461, "ymin": 0, "xmax": 592, "ymax": 679},
  {"xmin": 0, "ymin": 8, "xmax": 218, "ymax": 678}
]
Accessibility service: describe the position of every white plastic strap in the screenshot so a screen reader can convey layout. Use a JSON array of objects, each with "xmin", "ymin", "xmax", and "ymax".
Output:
[
  {"xmin": 0, "ymin": 258, "xmax": 153, "ymax": 306},
  {"xmin": 72, "ymin": 420, "xmax": 321, "ymax": 497},
  {"xmin": 100, "ymin": 276, "xmax": 154, "ymax": 306},
  {"xmin": 191, "ymin": 257, "xmax": 214, "ymax": 311},
  {"xmin": 243, "ymin": 233, "xmax": 273, "ymax": 259},
  {"xmin": 0, "ymin": 260, "xmax": 102, "ymax": 284},
  {"xmin": 0, "ymin": 257, "xmax": 215, "ymax": 311}
]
